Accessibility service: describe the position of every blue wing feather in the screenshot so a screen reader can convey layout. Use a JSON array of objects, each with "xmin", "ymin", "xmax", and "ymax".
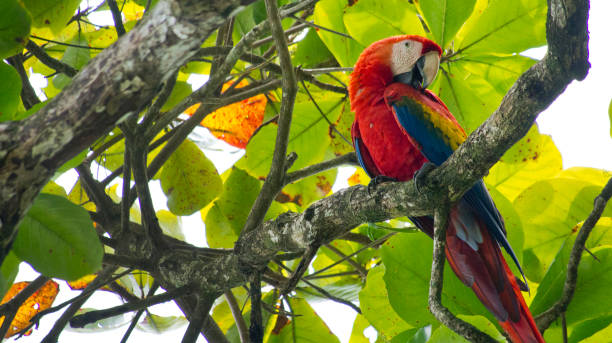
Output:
[{"xmin": 390, "ymin": 100, "xmax": 527, "ymax": 284}]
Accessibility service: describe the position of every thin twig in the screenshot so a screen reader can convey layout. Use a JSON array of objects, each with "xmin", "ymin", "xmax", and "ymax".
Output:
[
  {"xmin": 239, "ymin": 0, "xmax": 298, "ymax": 241},
  {"xmin": 107, "ymin": 0, "xmax": 127, "ymax": 36},
  {"xmin": 225, "ymin": 290, "xmax": 250, "ymax": 343},
  {"xmin": 26, "ymin": 40, "xmax": 78, "ymax": 77},
  {"xmin": 69, "ymin": 285, "xmax": 193, "ymax": 328},
  {"xmin": 6, "ymin": 54, "xmax": 40, "ymax": 109},
  {"xmin": 428, "ymin": 204, "xmax": 496, "ymax": 342},
  {"xmin": 282, "ymin": 247, "xmax": 318, "ymax": 294},
  {"xmin": 41, "ymin": 266, "xmax": 117, "ymax": 343},
  {"xmin": 535, "ymin": 176, "xmax": 612, "ymax": 332},
  {"xmin": 181, "ymin": 296, "xmax": 213, "ymax": 343},
  {"xmin": 324, "ymin": 244, "xmax": 367, "ymax": 280}
]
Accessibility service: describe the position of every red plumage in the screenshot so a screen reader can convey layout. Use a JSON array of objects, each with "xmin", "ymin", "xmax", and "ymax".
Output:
[{"xmin": 350, "ymin": 35, "xmax": 545, "ymax": 343}]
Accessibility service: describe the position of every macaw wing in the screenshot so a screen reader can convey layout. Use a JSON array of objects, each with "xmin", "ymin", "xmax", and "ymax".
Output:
[
  {"xmin": 351, "ymin": 120, "xmax": 381, "ymax": 178},
  {"xmin": 385, "ymin": 84, "xmax": 526, "ymax": 283}
]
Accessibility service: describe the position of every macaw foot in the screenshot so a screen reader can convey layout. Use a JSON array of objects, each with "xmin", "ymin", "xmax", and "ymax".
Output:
[
  {"xmin": 367, "ymin": 175, "xmax": 398, "ymax": 195},
  {"xmin": 413, "ymin": 162, "xmax": 437, "ymax": 194}
]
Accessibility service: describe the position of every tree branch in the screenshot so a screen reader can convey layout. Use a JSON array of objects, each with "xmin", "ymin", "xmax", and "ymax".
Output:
[
  {"xmin": 535, "ymin": 175, "xmax": 612, "ymax": 332},
  {"xmin": 0, "ymin": 0, "xmax": 258, "ymax": 264},
  {"xmin": 238, "ymin": 0, "xmax": 299, "ymax": 247},
  {"xmin": 69, "ymin": 285, "xmax": 193, "ymax": 328}
]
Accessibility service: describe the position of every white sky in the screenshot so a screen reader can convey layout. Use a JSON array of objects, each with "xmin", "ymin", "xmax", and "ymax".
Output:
[{"xmin": 13, "ymin": 1, "xmax": 612, "ymax": 342}]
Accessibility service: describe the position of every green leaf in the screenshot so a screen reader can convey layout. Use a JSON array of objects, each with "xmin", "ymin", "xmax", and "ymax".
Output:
[
  {"xmin": 531, "ymin": 245, "xmax": 612, "ymax": 331},
  {"xmin": 204, "ymin": 167, "xmax": 261, "ymax": 248},
  {"xmin": 514, "ymin": 176, "xmax": 612, "ymax": 279},
  {"xmin": 56, "ymin": 148, "xmax": 88, "ymax": 175},
  {"xmin": 428, "ymin": 315, "xmax": 505, "ymax": 342},
  {"xmin": 41, "ymin": 180, "xmax": 68, "ymax": 197},
  {"xmin": 343, "ymin": 0, "xmax": 426, "ymax": 48},
  {"xmin": 137, "ymin": 314, "xmax": 187, "ymax": 333},
  {"xmin": 157, "ymin": 210, "xmax": 184, "ymax": 241},
  {"xmin": 280, "ymin": 167, "xmax": 337, "ymax": 208},
  {"xmin": 359, "ymin": 265, "xmax": 413, "ymax": 340},
  {"xmin": 313, "ymin": 0, "xmax": 365, "ymax": 67},
  {"xmin": 381, "ymin": 233, "xmax": 496, "ymax": 327},
  {"xmin": 455, "ymin": 0, "xmax": 547, "ymax": 55},
  {"xmin": 0, "ymin": 0, "xmax": 31, "ymax": 59},
  {"xmin": 161, "ymin": 81, "xmax": 192, "ymax": 111},
  {"xmin": 267, "ymin": 298, "xmax": 340, "ymax": 343},
  {"xmin": 0, "ymin": 62, "xmax": 22, "ymax": 120},
  {"xmin": 13, "ymin": 193, "xmax": 103, "ymax": 281},
  {"xmin": 348, "ymin": 314, "xmax": 371, "ymax": 343},
  {"xmin": 609, "ymin": 98, "xmax": 612, "ymax": 138},
  {"xmin": 237, "ymin": 97, "xmax": 344, "ymax": 178},
  {"xmin": 52, "ymin": 36, "xmax": 91, "ymax": 89},
  {"xmin": 433, "ymin": 54, "xmax": 536, "ymax": 132},
  {"xmin": 486, "ymin": 125, "xmax": 562, "ymax": 202},
  {"xmin": 417, "ymin": 0, "xmax": 476, "ymax": 49},
  {"xmin": 160, "ymin": 139, "xmax": 223, "ymax": 215},
  {"xmin": 293, "ymin": 29, "xmax": 334, "ymax": 67},
  {"xmin": 568, "ymin": 313, "xmax": 612, "ymax": 343},
  {"xmin": 22, "ymin": 0, "xmax": 81, "ymax": 35},
  {"xmin": 0, "ymin": 252, "xmax": 20, "ymax": 299}
]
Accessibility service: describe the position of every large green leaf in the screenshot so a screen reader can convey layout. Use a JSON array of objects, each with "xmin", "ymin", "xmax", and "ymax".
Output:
[
  {"xmin": 313, "ymin": 0, "xmax": 365, "ymax": 67},
  {"xmin": 267, "ymin": 298, "xmax": 340, "ymax": 343},
  {"xmin": 0, "ymin": 62, "xmax": 22, "ymax": 121},
  {"xmin": 514, "ymin": 175, "xmax": 612, "ymax": 281},
  {"xmin": 531, "ymin": 244, "xmax": 612, "ymax": 337},
  {"xmin": 281, "ymin": 168, "xmax": 337, "ymax": 209},
  {"xmin": 204, "ymin": 167, "xmax": 261, "ymax": 248},
  {"xmin": 486, "ymin": 125, "xmax": 562, "ymax": 202},
  {"xmin": 237, "ymin": 97, "xmax": 344, "ymax": 178},
  {"xmin": 52, "ymin": 36, "xmax": 91, "ymax": 89},
  {"xmin": 359, "ymin": 265, "xmax": 413, "ymax": 340},
  {"xmin": 293, "ymin": 28, "xmax": 334, "ymax": 68},
  {"xmin": 417, "ymin": 0, "xmax": 476, "ymax": 49},
  {"xmin": 455, "ymin": 0, "xmax": 547, "ymax": 55},
  {"xmin": 160, "ymin": 139, "xmax": 223, "ymax": 215},
  {"xmin": 22, "ymin": 0, "xmax": 80, "ymax": 35},
  {"xmin": 0, "ymin": 252, "xmax": 20, "ymax": 299},
  {"xmin": 433, "ymin": 54, "xmax": 536, "ymax": 132},
  {"xmin": 348, "ymin": 314, "xmax": 371, "ymax": 343},
  {"xmin": 381, "ymin": 233, "xmax": 496, "ymax": 328},
  {"xmin": 13, "ymin": 193, "xmax": 103, "ymax": 281},
  {"xmin": 0, "ymin": 0, "xmax": 31, "ymax": 59},
  {"xmin": 343, "ymin": 0, "xmax": 425, "ymax": 48}
]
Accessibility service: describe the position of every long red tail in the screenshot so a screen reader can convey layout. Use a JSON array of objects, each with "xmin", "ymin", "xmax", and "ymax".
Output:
[{"xmin": 444, "ymin": 211, "xmax": 546, "ymax": 343}]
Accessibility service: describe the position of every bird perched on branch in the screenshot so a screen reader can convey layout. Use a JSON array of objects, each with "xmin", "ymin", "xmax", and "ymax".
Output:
[{"xmin": 349, "ymin": 35, "xmax": 545, "ymax": 343}]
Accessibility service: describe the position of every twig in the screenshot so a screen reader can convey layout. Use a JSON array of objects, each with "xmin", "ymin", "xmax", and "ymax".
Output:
[
  {"xmin": 281, "ymin": 247, "xmax": 318, "ymax": 294},
  {"xmin": 103, "ymin": 253, "xmax": 150, "ymax": 269},
  {"xmin": 301, "ymin": 67, "xmax": 354, "ymax": 74},
  {"xmin": 225, "ymin": 290, "xmax": 250, "ymax": 343},
  {"xmin": 119, "ymin": 283, "xmax": 160, "ymax": 343},
  {"xmin": 69, "ymin": 285, "xmax": 193, "ymax": 328},
  {"xmin": 306, "ymin": 233, "xmax": 394, "ymax": 279},
  {"xmin": 239, "ymin": 0, "xmax": 298, "ymax": 242},
  {"xmin": 289, "ymin": 15, "xmax": 354, "ymax": 39},
  {"xmin": 249, "ymin": 274, "xmax": 264, "ymax": 343},
  {"xmin": 181, "ymin": 296, "xmax": 213, "ymax": 343},
  {"xmin": 29, "ymin": 35, "xmax": 105, "ymax": 50},
  {"xmin": 6, "ymin": 54, "xmax": 40, "ymax": 110},
  {"xmin": 428, "ymin": 204, "xmax": 496, "ymax": 342},
  {"xmin": 535, "ymin": 176, "xmax": 612, "ymax": 332},
  {"xmin": 41, "ymin": 266, "xmax": 117, "ymax": 343},
  {"xmin": 324, "ymin": 243, "xmax": 367, "ymax": 280},
  {"xmin": 26, "ymin": 40, "xmax": 78, "ymax": 77},
  {"xmin": 107, "ymin": 0, "xmax": 127, "ymax": 36}
]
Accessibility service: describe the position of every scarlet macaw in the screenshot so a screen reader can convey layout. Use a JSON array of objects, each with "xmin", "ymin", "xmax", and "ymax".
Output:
[{"xmin": 350, "ymin": 35, "xmax": 545, "ymax": 343}]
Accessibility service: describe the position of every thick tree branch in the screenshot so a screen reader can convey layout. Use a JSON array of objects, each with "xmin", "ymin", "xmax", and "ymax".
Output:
[{"xmin": 0, "ymin": 0, "xmax": 257, "ymax": 264}]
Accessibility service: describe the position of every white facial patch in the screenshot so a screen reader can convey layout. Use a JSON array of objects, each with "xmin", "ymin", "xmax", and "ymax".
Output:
[{"xmin": 390, "ymin": 40, "xmax": 423, "ymax": 76}]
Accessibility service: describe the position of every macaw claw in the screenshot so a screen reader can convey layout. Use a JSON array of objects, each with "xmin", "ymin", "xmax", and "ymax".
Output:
[
  {"xmin": 413, "ymin": 162, "xmax": 436, "ymax": 194},
  {"xmin": 367, "ymin": 175, "xmax": 398, "ymax": 195}
]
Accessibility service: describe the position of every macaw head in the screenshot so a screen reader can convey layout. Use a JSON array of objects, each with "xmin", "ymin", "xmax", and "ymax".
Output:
[{"xmin": 350, "ymin": 35, "xmax": 442, "ymax": 101}]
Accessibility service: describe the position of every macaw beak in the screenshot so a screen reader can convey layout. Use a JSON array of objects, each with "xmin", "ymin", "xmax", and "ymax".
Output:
[{"xmin": 393, "ymin": 51, "xmax": 440, "ymax": 90}]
